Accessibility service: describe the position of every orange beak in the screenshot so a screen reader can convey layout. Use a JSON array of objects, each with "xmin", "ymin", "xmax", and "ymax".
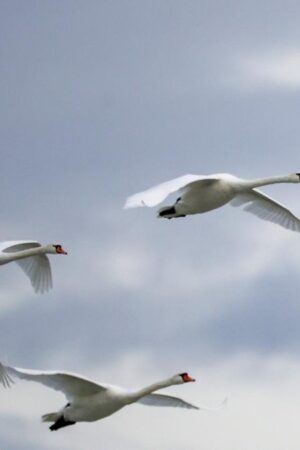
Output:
[
  {"xmin": 57, "ymin": 247, "xmax": 68, "ymax": 255},
  {"xmin": 183, "ymin": 374, "xmax": 195, "ymax": 382}
]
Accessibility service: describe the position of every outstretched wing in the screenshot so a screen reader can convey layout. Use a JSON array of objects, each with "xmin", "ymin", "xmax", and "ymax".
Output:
[
  {"xmin": 16, "ymin": 255, "xmax": 52, "ymax": 294},
  {"xmin": 124, "ymin": 174, "xmax": 208, "ymax": 208},
  {"xmin": 138, "ymin": 394, "xmax": 227, "ymax": 411},
  {"xmin": 137, "ymin": 393, "xmax": 199, "ymax": 409},
  {"xmin": 0, "ymin": 362, "xmax": 107, "ymax": 401},
  {"xmin": 0, "ymin": 240, "xmax": 52, "ymax": 293},
  {"xmin": 0, "ymin": 240, "xmax": 41, "ymax": 254},
  {"xmin": 230, "ymin": 189, "xmax": 300, "ymax": 232}
]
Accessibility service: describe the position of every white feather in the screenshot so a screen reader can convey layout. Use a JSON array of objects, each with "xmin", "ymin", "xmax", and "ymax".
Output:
[
  {"xmin": 230, "ymin": 189, "xmax": 300, "ymax": 232},
  {"xmin": 125, "ymin": 172, "xmax": 300, "ymax": 232}
]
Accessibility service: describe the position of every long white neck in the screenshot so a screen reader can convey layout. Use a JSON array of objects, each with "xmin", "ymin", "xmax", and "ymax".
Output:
[
  {"xmin": 126, "ymin": 377, "xmax": 176, "ymax": 404},
  {"xmin": 1, "ymin": 246, "xmax": 47, "ymax": 264},
  {"xmin": 240, "ymin": 174, "xmax": 299, "ymax": 190}
]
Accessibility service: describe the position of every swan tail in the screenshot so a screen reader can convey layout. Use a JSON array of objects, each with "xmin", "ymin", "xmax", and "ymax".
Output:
[{"xmin": 42, "ymin": 412, "xmax": 60, "ymax": 422}]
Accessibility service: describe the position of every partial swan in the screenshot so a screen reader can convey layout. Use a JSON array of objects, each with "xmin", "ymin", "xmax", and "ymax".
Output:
[
  {"xmin": 0, "ymin": 241, "xmax": 67, "ymax": 294},
  {"xmin": 125, "ymin": 173, "xmax": 300, "ymax": 232}
]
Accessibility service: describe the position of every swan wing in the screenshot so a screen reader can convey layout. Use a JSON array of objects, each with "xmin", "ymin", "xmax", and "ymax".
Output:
[
  {"xmin": 0, "ymin": 362, "xmax": 107, "ymax": 401},
  {"xmin": 16, "ymin": 255, "xmax": 52, "ymax": 294},
  {"xmin": 124, "ymin": 174, "xmax": 209, "ymax": 208},
  {"xmin": 137, "ymin": 393, "xmax": 199, "ymax": 409},
  {"xmin": 231, "ymin": 189, "xmax": 300, "ymax": 232},
  {"xmin": 138, "ymin": 394, "xmax": 227, "ymax": 411},
  {"xmin": 0, "ymin": 241, "xmax": 52, "ymax": 293},
  {"xmin": 0, "ymin": 240, "xmax": 41, "ymax": 254}
]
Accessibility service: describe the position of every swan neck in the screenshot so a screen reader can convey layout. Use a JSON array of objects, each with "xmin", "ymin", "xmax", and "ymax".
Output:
[
  {"xmin": 127, "ymin": 377, "xmax": 174, "ymax": 403},
  {"xmin": 241, "ymin": 174, "xmax": 295, "ymax": 190}
]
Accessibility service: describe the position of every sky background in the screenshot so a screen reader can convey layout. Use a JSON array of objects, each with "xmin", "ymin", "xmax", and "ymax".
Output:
[{"xmin": 1, "ymin": 0, "xmax": 300, "ymax": 448}]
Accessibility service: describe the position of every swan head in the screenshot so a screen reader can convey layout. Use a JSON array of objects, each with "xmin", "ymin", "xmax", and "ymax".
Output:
[
  {"xmin": 173, "ymin": 372, "xmax": 195, "ymax": 384},
  {"xmin": 46, "ymin": 244, "xmax": 68, "ymax": 255}
]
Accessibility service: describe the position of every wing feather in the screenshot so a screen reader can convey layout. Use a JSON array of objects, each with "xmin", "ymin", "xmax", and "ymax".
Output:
[
  {"xmin": 137, "ymin": 393, "xmax": 199, "ymax": 409},
  {"xmin": 230, "ymin": 189, "xmax": 300, "ymax": 232},
  {"xmin": 0, "ymin": 362, "xmax": 107, "ymax": 400},
  {"xmin": 0, "ymin": 241, "xmax": 41, "ymax": 254},
  {"xmin": 0, "ymin": 241, "xmax": 53, "ymax": 293},
  {"xmin": 138, "ymin": 394, "xmax": 227, "ymax": 411},
  {"xmin": 124, "ymin": 175, "xmax": 208, "ymax": 208},
  {"xmin": 16, "ymin": 255, "xmax": 52, "ymax": 294}
]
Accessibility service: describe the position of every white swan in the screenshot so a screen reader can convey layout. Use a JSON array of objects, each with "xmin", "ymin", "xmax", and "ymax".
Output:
[
  {"xmin": 0, "ymin": 241, "xmax": 67, "ymax": 294},
  {"xmin": 125, "ymin": 173, "xmax": 300, "ymax": 232},
  {"xmin": 0, "ymin": 362, "xmax": 207, "ymax": 431}
]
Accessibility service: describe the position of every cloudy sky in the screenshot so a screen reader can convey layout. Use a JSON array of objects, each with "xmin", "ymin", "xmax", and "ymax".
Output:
[{"xmin": 1, "ymin": 1, "xmax": 300, "ymax": 448}]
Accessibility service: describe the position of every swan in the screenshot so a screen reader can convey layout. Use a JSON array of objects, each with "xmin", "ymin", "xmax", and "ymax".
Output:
[
  {"xmin": 0, "ymin": 362, "xmax": 207, "ymax": 431},
  {"xmin": 0, "ymin": 241, "xmax": 67, "ymax": 294},
  {"xmin": 124, "ymin": 173, "xmax": 300, "ymax": 232}
]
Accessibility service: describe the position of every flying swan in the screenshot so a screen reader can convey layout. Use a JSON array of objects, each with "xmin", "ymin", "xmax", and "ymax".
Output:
[
  {"xmin": 0, "ymin": 362, "xmax": 223, "ymax": 431},
  {"xmin": 0, "ymin": 241, "xmax": 67, "ymax": 294},
  {"xmin": 124, "ymin": 173, "xmax": 300, "ymax": 232}
]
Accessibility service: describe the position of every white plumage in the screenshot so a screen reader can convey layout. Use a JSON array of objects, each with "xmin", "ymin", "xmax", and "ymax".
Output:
[
  {"xmin": 0, "ymin": 241, "xmax": 67, "ymax": 294},
  {"xmin": 0, "ymin": 362, "xmax": 210, "ymax": 431},
  {"xmin": 125, "ymin": 172, "xmax": 300, "ymax": 232}
]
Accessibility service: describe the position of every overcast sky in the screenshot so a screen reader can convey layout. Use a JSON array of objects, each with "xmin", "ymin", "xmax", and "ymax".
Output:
[{"xmin": 1, "ymin": 1, "xmax": 300, "ymax": 449}]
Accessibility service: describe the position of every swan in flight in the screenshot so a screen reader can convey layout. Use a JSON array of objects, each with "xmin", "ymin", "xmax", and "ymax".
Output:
[
  {"xmin": 0, "ymin": 241, "xmax": 67, "ymax": 294},
  {"xmin": 125, "ymin": 173, "xmax": 300, "ymax": 232},
  {"xmin": 0, "ymin": 362, "xmax": 212, "ymax": 431}
]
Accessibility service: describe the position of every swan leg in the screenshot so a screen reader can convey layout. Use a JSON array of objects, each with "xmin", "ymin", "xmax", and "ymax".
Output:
[{"xmin": 49, "ymin": 416, "xmax": 76, "ymax": 431}]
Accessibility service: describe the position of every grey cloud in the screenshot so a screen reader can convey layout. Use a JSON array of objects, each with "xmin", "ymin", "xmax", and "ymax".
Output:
[{"xmin": 1, "ymin": 0, "xmax": 300, "ymax": 448}]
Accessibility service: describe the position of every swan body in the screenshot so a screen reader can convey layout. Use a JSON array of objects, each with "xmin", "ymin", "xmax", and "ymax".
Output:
[
  {"xmin": 0, "ymin": 241, "xmax": 67, "ymax": 294},
  {"xmin": 0, "ymin": 362, "xmax": 202, "ymax": 431},
  {"xmin": 125, "ymin": 173, "xmax": 300, "ymax": 232}
]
